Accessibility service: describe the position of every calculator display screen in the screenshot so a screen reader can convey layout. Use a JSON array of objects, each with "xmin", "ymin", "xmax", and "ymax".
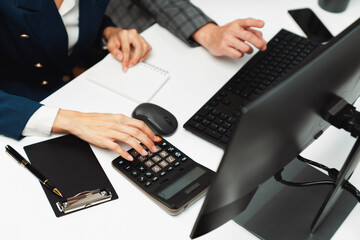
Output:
[{"xmin": 158, "ymin": 167, "xmax": 206, "ymax": 200}]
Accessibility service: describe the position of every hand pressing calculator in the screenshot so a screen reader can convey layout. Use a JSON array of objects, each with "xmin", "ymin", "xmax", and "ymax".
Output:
[{"xmin": 112, "ymin": 137, "xmax": 215, "ymax": 215}]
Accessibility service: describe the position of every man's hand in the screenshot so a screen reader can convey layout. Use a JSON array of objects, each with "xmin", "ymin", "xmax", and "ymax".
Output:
[
  {"xmin": 192, "ymin": 18, "xmax": 267, "ymax": 58},
  {"xmin": 103, "ymin": 27, "xmax": 152, "ymax": 72}
]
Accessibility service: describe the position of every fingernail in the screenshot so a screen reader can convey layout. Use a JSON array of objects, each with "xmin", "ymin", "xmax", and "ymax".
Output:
[
  {"xmin": 142, "ymin": 149, "xmax": 148, "ymax": 156},
  {"xmin": 127, "ymin": 155, "xmax": 134, "ymax": 161},
  {"xmin": 139, "ymin": 58, "xmax": 144, "ymax": 62},
  {"xmin": 152, "ymin": 146, "xmax": 158, "ymax": 152},
  {"xmin": 116, "ymin": 53, "xmax": 123, "ymax": 61},
  {"xmin": 129, "ymin": 63, "xmax": 134, "ymax": 68},
  {"xmin": 123, "ymin": 67, "xmax": 128, "ymax": 73}
]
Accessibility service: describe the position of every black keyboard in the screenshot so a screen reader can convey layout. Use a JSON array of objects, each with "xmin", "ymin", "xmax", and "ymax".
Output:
[{"xmin": 184, "ymin": 29, "xmax": 320, "ymax": 148}]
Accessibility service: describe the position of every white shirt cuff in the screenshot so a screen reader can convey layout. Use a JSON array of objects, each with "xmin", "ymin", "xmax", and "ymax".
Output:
[{"xmin": 22, "ymin": 106, "xmax": 60, "ymax": 137}]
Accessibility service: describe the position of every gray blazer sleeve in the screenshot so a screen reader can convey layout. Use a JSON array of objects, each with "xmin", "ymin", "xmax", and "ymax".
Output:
[
  {"xmin": 106, "ymin": 0, "xmax": 215, "ymax": 46},
  {"xmin": 134, "ymin": 0, "xmax": 215, "ymax": 46}
]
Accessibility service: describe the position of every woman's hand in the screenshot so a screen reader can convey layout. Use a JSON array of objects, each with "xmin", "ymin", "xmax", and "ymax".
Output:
[
  {"xmin": 103, "ymin": 27, "xmax": 152, "ymax": 73},
  {"xmin": 52, "ymin": 109, "xmax": 159, "ymax": 161}
]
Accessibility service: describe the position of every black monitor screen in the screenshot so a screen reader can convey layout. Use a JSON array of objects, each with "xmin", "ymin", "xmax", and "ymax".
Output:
[{"xmin": 191, "ymin": 18, "xmax": 360, "ymax": 238}]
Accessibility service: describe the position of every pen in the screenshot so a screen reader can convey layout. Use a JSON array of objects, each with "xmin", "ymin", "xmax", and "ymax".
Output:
[{"xmin": 5, "ymin": 145, "xmax": 63, "ymax": 198}]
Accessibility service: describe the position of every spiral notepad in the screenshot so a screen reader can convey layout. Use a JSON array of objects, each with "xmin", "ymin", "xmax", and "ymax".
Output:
[{"xmin": 86, "ymin": 54, "xmax": 169, "ymax": 103}]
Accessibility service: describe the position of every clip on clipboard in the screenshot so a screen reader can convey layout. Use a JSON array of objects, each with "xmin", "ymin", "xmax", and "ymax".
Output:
[{"xmin": 24, "ymin": 135, "xmax": 118, "ymax": 217}]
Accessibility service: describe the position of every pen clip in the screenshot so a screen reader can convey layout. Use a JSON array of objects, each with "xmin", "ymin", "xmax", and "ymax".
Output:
[
  {"xmin": 5, "ymin": 145, "xmax": 28, "ymax": 167},
  {"xmin": 56, "ymin": 189, "xmax": 112, "ymax": 214}
]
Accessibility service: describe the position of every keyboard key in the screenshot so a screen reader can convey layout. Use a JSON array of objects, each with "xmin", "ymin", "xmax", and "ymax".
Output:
[
  {"xmin": 188, "ymin": 121, "xmax": 206, "ymax": 131},
  {"xmin": 131, "ymin": 170, "xmax": 139, "ymax": 177},
  {"xmin": 167, "ymin": 146, "xmax": 175, "ymax": 153},
  {"xmin": 159, "ymin": 160, "xmax": 169, "ymax": 168},
  {"xmin": 138, "ymin": 176, "xmax": 146, "ymax": 183},
  {"xmin": 166, "ymin": 156, "xmax": 176, "ymax": 163},
  {"xmin": 209, "ymin": 123, "xmax": 219, "ymax": 130},
  {"xmin": 138, "ymin": 155, "xmax": 147, "ymax": 162},
  {"xmin": 152, "ymin": 155, "xmax": 162, "ymax": 163},
  {"xmin": 152, "ymin": 165, "xmax": 161, "ymax": 173},
  {"xmin": 159, "ymin": 150, "xmax": 169, "ymax": 158},
  {"xmin": 145, "ymin": 160, "xmax": 154, "ymax": 168},
  {"xmin": 205, "ymin": 129, "xmax": 222, "ymax": 139},
  {"xmin": 151, "ymin": 176, "xmax": 159, "ymax": 182},
  {"xmin": 130, "ymin": 150, "xmax": 140, "ymax": 157}
]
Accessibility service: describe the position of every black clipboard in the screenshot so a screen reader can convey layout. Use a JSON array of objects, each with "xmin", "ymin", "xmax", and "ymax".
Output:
[{"xmin": 24, "ymin": 134, "xmax": 118, "ymax": 217}]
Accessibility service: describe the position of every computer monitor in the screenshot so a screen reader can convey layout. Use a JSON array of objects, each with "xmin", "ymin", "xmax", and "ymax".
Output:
[{"xmin": 191, "ymin": 17, "xmax": 360, "ymax": 239}]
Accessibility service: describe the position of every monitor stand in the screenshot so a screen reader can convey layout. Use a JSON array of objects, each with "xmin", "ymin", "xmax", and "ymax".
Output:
[
  {"xmin": 233, "ymin": 156, "xmax": 357, "ymax": 240},
  {"xmin": 234, "ymin": 98, "xmax": 360, "ymax": 240}
]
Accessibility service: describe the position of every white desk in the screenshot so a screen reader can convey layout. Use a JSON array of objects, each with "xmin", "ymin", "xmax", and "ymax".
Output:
[{"xmin": 0, "ymin": 0, "xmax": 359, "ymax": 239}]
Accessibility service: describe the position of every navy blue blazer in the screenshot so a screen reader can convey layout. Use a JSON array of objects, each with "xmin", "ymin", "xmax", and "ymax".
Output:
[{"xmin": 0, "ymin": 0, "xmax": 114, "ymax": 139}]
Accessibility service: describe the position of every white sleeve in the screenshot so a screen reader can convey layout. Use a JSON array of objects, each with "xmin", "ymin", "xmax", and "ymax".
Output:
[{"xmin": 22, "ymin": 106, "xmax": 60, "ymax": 137}]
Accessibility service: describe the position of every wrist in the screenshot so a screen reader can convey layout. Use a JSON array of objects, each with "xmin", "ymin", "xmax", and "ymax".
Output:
[
  {"xmin": 192, "ymin": 23, "xmax": 218, "ymax": 48},
  {"xmin": 52, "ymin": 109, "xmax": 80, "ymax": 134},
  {"xmin": 103, "ymin": 26, "xmax": 117, "ymax": 41}
]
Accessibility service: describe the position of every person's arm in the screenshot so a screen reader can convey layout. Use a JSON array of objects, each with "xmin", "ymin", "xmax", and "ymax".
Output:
[
  {"xmin": 0, "ymin": 89, "xmax": 42, "ymax": 139},
  {"xmin": 133, "ymin": 0, "xmax": 267, "ymax": 58},
  {"xmin": 192, "ymin": 18, "xmax": 267, "ymax": 59},
  {"xmin": 51, "ymin": 109, "xmax": 159, "ymax": 161},
  {"xmin": 22, "ymin": 106, "xmax": 59, "ymax": 137},
  {"xmin": 133, "ymin": 0, "xmax": 214, "ymax": 46}
]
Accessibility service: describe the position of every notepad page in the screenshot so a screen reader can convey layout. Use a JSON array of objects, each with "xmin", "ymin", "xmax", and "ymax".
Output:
[{"xmin": 86, "ymin": 54, "xmax": 169, "ymax": 103}]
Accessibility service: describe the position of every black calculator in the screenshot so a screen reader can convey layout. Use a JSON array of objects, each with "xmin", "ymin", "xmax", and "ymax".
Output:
[{"xmin": 112, "ymin": 137, "xmax": 215, "ymax": 215}]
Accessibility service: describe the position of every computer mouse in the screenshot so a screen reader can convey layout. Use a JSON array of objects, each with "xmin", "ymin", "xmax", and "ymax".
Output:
[{"xmin": 132, "ymin": 103, "xmax": 178, "ymax": 136}]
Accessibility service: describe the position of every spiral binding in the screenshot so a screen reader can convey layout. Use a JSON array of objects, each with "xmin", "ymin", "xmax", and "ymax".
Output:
[{"xmin": 141, "ymin": 61, "xmax": 169, "ymax": 76}]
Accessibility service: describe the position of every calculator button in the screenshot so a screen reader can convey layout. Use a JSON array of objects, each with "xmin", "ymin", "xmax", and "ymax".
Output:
[
  {"xmin": 174, "ymin": 162, "xmax": 180, "ymax": 167},
  {"xmin": 147, "ymin": 151, "xmax": 155, "ymax": 157},
  {"xmin": 152, "ymin": 155, "xmax": 162, "ymax": 163},
  {"xmin": 167, "ymin": 146, "xmax": 175, "ymax": 153},
  {"xmin": 138, "ymin": 176, "xmax": 146, "ymax": 183},
  {"xmin": 145, "ymin": 171, "xmax": 153, "ymax": 178},
  {"xmin": 159, "ymin": 171, "xmax": 166, "ymax": 177},
  {"xmin": 159, "ymin": 160, "xmax": 169, "ymax": 168},
  {"xmin": 151, "ymin": 176, "xmax": 159, "ymax": 182},
  {"xmin": 155, "ymin": 145, "xmax": 162, "ymax": 151},
  {"xmin": 145, "ymin": 181, "xmax": 152, "ymax": 187},
  {"xmin": 167, "ymin": 166, "xmax": 173, "ymax": 172},
  {"xmin": 145, "ymin": 160, "xmax": 154, "ymax": 168},
  {"xmin": 138, "ymin": 155, "xmax": 148, "ymax": 162},
  {"xmin": 138, "ymin": 166, "xmax": 146, "ymax": 172},
  {"xmin": 130, "ymin": 150, "xmax": 140, "ymax": 157},
  {"xmin": 166, "ymin": 156, "xmax": 176, "ymax": 163},
  {"xmin": 174, "ymin": 152, "xmax": 182, "ymax": 158},
  {"xmin": 181, "ymin": 157, "xmax": 188, "ymax": 162},
  {"xmin": 125, "ymin": 165, "xmax": 132, "ymax": 171},
  {"xmin": 159, "ymin": 150, "xmax": 169, "ymax": 158},
  {"xmin": 118, "ymin": 160, "xmax": 125, "ymax": 166},
  {"xmin": 131, "ymin": 170, "xmax": 139, "ymax": 177},
  {"xmin": 160, "ymin": 141, "xmax": 168, "ymax": 147},
  {"xmin": 152, "ymin": 165, "xmax": 161, "ymax": 173}
]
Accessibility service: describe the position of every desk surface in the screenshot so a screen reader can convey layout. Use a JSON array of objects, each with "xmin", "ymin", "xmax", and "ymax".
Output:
[{"xmin": 1, "ymin": 0, "xmax": 359, "ymax": 239}]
